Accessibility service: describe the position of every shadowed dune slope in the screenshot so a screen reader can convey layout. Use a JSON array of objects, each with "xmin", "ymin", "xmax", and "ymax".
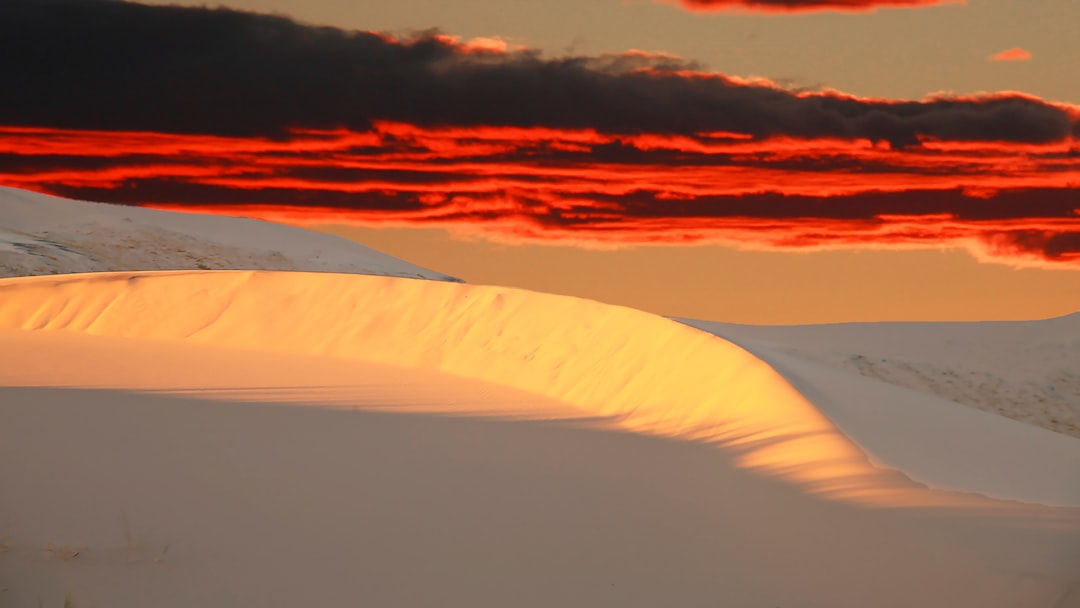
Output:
[
  {"xmin": 4, "ymin": 386, "xmax": 1077, "ymax": 608},
  {"xmin": 682, "ymin": 317, "xmax": 1080, "ymax": 507}
]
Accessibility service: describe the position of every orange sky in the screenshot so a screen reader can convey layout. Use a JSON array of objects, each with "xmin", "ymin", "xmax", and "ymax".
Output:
[{"xmin": 317, "ymin": 225, "xmax": 1080, "ymax": 324}]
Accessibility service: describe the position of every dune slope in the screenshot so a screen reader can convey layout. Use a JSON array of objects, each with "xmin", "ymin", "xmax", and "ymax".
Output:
[
  {"xmin": 683, "ymin": 315, "xmax": 1080, "ymax": 437},
  {"xmin": 682, "ymin": 318, "xmax": 1080, "ymax": 507}
]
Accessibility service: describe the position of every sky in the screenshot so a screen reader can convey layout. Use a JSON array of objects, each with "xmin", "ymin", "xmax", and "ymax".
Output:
[{"xmin": 2, "ymin": 0, "xmax": 1078, "ymax": 323}]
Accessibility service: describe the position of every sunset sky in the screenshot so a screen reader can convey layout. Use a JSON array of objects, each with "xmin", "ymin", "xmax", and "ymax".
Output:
[{"xmin": 3, "ymin": 0, "xmax": 1078, "ymax": 323}]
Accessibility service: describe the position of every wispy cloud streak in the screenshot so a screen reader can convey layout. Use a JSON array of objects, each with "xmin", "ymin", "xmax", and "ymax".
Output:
[
  {"xmin": 988, "ymin": 48, "xmax": 1033, "ymax": 62},
  {"xmin": 673, "ymin": 0, "xmax": 960, "ymax": 13}
]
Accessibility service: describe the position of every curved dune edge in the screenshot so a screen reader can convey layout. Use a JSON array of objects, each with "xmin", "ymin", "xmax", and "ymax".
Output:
[{"xmin": 0, "ymin": 270, "xmax": 963, "ymax": 504}]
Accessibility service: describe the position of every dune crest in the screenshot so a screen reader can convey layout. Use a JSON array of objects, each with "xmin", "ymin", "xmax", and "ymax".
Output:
[{"xmin": 0, "ymin": 269, "xmax": 891, "ymax": 497}]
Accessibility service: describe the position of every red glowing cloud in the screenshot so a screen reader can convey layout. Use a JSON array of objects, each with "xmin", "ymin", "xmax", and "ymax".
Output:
[
  {"xmin": 3, "ymin": 123, "xmax": 1078, "ymax": 268},
  {"xmin": 989, "ymin": 48, "xmax": 1033, "ymax": 62},
  {"xmin": 1, "ymin": 0, "xmax": 1077, "ymax": 268},
  {"xmin": 674, "ymin": 0, "xmax": 960, "ymax": 13}
]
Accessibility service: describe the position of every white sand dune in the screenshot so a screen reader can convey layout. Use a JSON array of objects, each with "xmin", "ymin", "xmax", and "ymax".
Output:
[
  {"xmin": 682, "ymin": 315, "xmax": 1080, "ymax": 437},
  {"xmin": 3, "ymin": 269, "xmax": 1077, "ymax": 506},
  {"xmin": 681, "ymin": 317, "xmax": 1080, "ymax": 507},
  {"xmin": 0, "ymin": 186, "xmax": 459, "ymax": 281},
  {"xmin": 2, "ymin": 271, "xmax": 1079, "ymax": 607}
]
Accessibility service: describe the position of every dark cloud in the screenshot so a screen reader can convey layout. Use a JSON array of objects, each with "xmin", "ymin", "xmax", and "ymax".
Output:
[
  {"xmin": 1, "ymin": 0, "xmax": 1075, "ymax": 148},
  {"xmin": 44, "ymin": 178, "xmax": 1079, "ymax": 225},
  {"xmin": 46, "ymin": 180, "xmax": 429, "ymax": 210},
  {"xmin": 980, "ymin": 230, "xmax": 1080, "ymax": 262},
  {"xmin": 582, "ymin": 188, "xmax": 1080, "ymax": 222},
  {"xmin": 676, "ymin": 0, "xmax": 951, "ymax": 12},
  {"xmin": 0, "ymin": 153, "xmax": 168, "ymax": 173},
  {"xmin": 43, "ymin": 179, "xmax": 1080, "ymax": 264}
]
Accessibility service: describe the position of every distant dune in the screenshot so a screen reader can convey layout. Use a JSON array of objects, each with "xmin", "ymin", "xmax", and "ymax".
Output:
[{"xmin": 0, "ymin": 186, "xmax": 460, "ymax": 281}]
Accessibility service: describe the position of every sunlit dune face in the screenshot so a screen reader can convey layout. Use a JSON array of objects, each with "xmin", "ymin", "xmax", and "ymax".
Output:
[{"xmin": 3, "ymin": 123, "xmax": 1078, "ymax": 268}]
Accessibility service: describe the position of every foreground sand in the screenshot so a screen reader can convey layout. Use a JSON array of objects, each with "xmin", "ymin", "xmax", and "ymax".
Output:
[{"xmin": 2, "ymin": 271, "xmax": 1079, "ymax": 607}]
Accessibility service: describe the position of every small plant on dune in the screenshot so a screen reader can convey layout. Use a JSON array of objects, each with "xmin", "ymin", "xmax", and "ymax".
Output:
[
  {"xmin": 121, "ymin": 514, "xmax": 139, "ymax": 551},
  {"xmin": 154, "ymin": 543, "xmax": 171, "ymax": 563},
  {"xmin": 37, "ymin": 590, "xmax": 78, "ymax": 608},
  {"xmin": 45, "ymin": 540, "xmax": 84, "ymax": 561}
]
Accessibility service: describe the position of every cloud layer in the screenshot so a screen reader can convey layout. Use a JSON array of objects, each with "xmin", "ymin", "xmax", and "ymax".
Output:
[
  {"xmin": 1, "ymin": 0, "xmax": 1078, "ymax": 267},
  {"xmin": 6, "ymin": 123, "xmax": 1077, "ymax": 267},
  {"xmin": 2, "ymin": 0, "xmax": 1074, "ymax": 147},
  {"xmin": 989, "ymin": 48, "xmax": 1033, "ymax": 62},
  {"xmin": 675, "ymin": 0, "xmax": 957, "ymax": 13}
]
